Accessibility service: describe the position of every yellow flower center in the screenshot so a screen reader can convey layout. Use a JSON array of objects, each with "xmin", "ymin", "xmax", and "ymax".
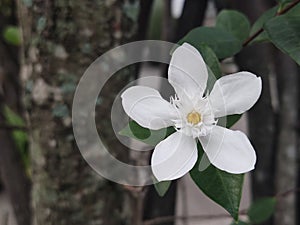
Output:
[{"xmin": 187, "ymin": 111, "xmax": 202, "ymax": 125}]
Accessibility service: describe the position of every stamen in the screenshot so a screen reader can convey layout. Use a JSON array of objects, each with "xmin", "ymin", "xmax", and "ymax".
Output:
[{"xmin": 187, "ymin": 111, "xmax": 201, "ymax": 125}]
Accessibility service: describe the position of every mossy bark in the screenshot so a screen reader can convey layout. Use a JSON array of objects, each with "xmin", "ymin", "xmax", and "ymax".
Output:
[{"xmin": 17, "ymin": 0, "xmax": 138, "ymax": 224}]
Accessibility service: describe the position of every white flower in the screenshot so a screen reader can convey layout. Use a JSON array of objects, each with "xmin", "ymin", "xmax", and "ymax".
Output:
[{"xmin": 121, "ymin": 43, "xmax": 262, "ymax": 182}]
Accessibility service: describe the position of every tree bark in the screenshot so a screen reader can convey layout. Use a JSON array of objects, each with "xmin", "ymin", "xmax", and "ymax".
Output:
[
  {"xmin": 0, "ymin": 104, "xmax": 31, "ymax": 225},
  {"xmin": 16, "ymin": 0, "xmax": 139, "ymax": 224},
  {"xmin": 0, "ymin": 0, "xmax": 31, "ymax": 224}
]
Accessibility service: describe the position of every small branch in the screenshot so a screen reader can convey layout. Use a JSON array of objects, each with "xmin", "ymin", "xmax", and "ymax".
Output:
[
  {"xmin": 275, "ymin": 187, "xmax": 300, "ymax": 199},
  {"xmin": 0, "ymin": 123, "xmax": 28, "ymax": 131},
  {"xmin": 242, "ymin": 0, "xmax": 300, "ymax": 47},
  {"xmin": 276, "ymin": 0, "xmax": 300, "ymax": 16}
]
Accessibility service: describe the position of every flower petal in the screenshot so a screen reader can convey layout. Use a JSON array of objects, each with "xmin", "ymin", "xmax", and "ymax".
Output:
[
  {"xmin": 151, "ymin": 132, "xmax": 197, "ymax": 181},
  {"xmin": 168, "ymin": 43, "xmax": 208, "ymax": 98},
  {"xmin": 209, "ymin": 72, "xmax": 262, "ymax": 118},
  {"xmin": 199, "ymin": 125, "xmax": 256, "ymax": 174},
  {"xmin": 121, "ymin": 86, "xmax": 177, "ymax": 130}
]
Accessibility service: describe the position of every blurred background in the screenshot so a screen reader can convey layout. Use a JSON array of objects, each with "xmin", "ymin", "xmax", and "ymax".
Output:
[{"xmin": 0, "ymin": 0, "xmax": 299, "ymax": 225}]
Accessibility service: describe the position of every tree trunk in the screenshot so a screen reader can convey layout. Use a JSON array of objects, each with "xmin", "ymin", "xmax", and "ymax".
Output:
[
  {"xmin": 16, "ymin": 0, "xmax": 139, "ymax": 224},
  {"xmin": 0, "ymin": 0, "xmax": 31, "ymax": 224}
]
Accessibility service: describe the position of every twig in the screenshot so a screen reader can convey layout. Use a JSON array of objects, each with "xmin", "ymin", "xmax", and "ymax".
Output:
[
  {"xmin": 242, "ymin": 0, "xmax": 300, "ymax": 47},
  {"xmin": 275, "ymin": 187, "xmax": 300, "ymax": 199}
]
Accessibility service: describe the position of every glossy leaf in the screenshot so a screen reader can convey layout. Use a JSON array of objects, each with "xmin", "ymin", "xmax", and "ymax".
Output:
[
  {"xmin": 178, "ymin": 27, "xmax": 242, "ymax": 59},
  {"xmin": 248, "ymin": 197, "xmax": 276, "ymax": 224},
  {"xmin": 154, "ymin": 180, "xmax": 171, "ymax": 197},
  {"xmin": 249, "ymin": 6, "xmax": 278, "ymax": 43},
  {"xmin": 3, "ymin": 26, "xmax": 22, "ymax": 46},
  {"xmin": 119, "ymin": 120, "xmax": 175, "ymax": 146},
  {"xmin": 190, "ymin": 144, "xmax": 244, "ymax": 220},
  {"xmin": 264, "ymin": 14, "xmax": 300, "ymax": 66},
  {"xmin": 216, "ymin": 10, "xmax": 251, "ymax": 42}
]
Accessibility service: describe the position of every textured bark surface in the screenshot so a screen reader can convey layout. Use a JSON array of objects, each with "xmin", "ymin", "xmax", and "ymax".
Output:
[
  {"xmin": 0, "ymin": 1, "xmax": 31, "ymax": 224},
  {"xmin": 0, "ymin": 108, "xmax": 31, "ymax": 225},
  {"xmin": 17, "ymin": 0, "xmax": 138, "ymax": 224}
]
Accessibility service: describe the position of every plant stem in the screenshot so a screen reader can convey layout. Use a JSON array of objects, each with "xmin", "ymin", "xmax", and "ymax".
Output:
[{"xmin": 242, "ymin": 0, "xmax": 300, "ymax": 47}]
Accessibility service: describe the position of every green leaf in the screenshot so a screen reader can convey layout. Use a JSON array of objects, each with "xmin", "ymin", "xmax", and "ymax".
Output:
[
  {"xmin": 178, "ymin": 27, "xmax": 242, "ymax": 59},
  {"xmin": 264, "ymin": 14, "xmax": 300, "ymax": 66},
  {"xmin": 198, "ymin": 44, "xmax": 222, "ymax": 79},
  {"xmin": 190, "ymin": 145, "xmax": 244, "ymax": 220},
  {"xmin": 2, "ymin": 106, "xmax": 29, "ymax": 173},
  {"xmin": 219, "ymin": 114, "xmax": 242, "ymax": 128},
  {"xmin": 247, "ymin": 197, "xmax": 276, "ymax": 224},
  {"xmin": 216, "ymin": 10, "xmax": 251, "ymax": 42},
  {"xmin": 154, "ymin": 180, "xmax": 171, "ymax": 197},
  {"xmin": 249, "ymin": 6, "xmax": 278, "ymax": 43},
  {"xmin": 119, "ymin": 120, "xmax": 175, "ymax": 146},
  {"xmin": 226, "ymin": 115, "xmax": 242, "ymax": 128},
  {"xmin": 3, "ymin": 26, "xmax": 22, "ymax": 46},
  {"xmin": 284, "ymin": 3, "xmax": 300, "ymax": 16}
]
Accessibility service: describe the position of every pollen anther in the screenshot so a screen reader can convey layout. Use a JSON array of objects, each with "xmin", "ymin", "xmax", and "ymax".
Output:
[{"xmin": 187, "ymin": 111, "xmax": 202, "ymax": 125}]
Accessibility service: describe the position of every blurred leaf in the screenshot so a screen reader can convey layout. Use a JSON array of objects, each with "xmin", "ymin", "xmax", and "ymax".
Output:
[
  {"xmin": 37, "ymin": 17, "xmax": 47, "ymax": 33},
  {"xmin": 147, "ymin": 0, "xmax": 163, "ymax": 39},
  {"xmin": 277, "ymin": 0, "xmax": 294, "ymax": 4},
  {"xmin": 22, "ymin": 0, "xmax": 33, "ymax": 7},
  {"xmin": 216, "ymin": 10, "xmax": 251, "ymax": 42},
  {"xmin": 2, "ymin": 106, "xmax": 29, "ymax": 173},
  {"xmin": 249, "ymin": 6, "xmax": 278, "ymax": 43},
  {"xmin": 247, "ymin": 197, "xmax": 276, "ymax": 224},
  {"xmin": 264, "ymin": 14, "xmax": 300, "ymax": 66},
  {"xmin": 52, "ymin": 104, "xmax": 69, "ymax": 118},
  {"xmin": 3, "ymin": 26, "xmax": 22, "ymax": 46},
  {"xmin": 123, "ymin": 1, "xmax": 139, "ymax": 21},
  {"xmin": 154, "ymin": 180, "xmax": 171, "ymax": 197},
  {"xmin": 230, "ymin": 221, "xmax": 249, "ymax": 225},
  {"xmin": 178, "ymin": 27, "xmax": 242, "ymax": 59},
  {"xmin": 119, "ymin": 120, "xmax": 175, "ymax": 147},
  {"xmin": 190, "ymin": 144, "xmax": 244, "ymax": 220}
]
